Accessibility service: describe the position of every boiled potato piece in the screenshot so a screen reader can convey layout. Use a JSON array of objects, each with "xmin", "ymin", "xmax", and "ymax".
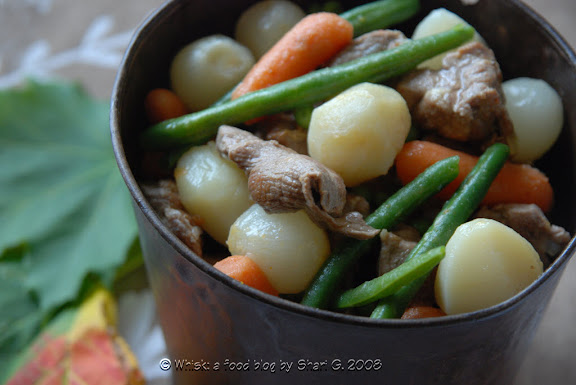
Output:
[
  {"xmin": 503, "ymin": 77, "xmax": 564, "ymax": 163},
  {"xmin": 227, "ymin": 204, "xmax": 330, "ymax": 294},
  {"xmin": 235, "ymin": 0, "xmax": 305, "ymax": 58},
  {"xmin": 175, "ymin": 142, "xmax": 252, "ymax": 244},
  {"xmin": 307, "ymin": 83, "xmax": 411, "ymax": 186},
  {"xmin": 435, "ymin": 218, "xmax": 543, "ymax": 315},
  {"xmin": 412, "ymin": 8, "xmax": 484, "ymax": 70},
  {"xmin": 170, "ymin": 35, "xmax": 255, "ymax": 111}
]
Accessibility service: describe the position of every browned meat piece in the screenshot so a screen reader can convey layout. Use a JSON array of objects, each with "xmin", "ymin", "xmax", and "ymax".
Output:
[
  {"xmin": 378, "ymin": 226, "xmax": 438, "ymax": 307},
  {"xmin": 378, "ymin": 228, "xmax": 418, "ymax": 275},
  {"xmin": 141, "ymin": 180, "xmax": 203, "ymax": 256},
  {"xmin": 475, "ymin": 203, "xmax": 571, "ymax": 267},
  {"xmin": 396, "ymin": 42, "xmax": 514, "ymax": 145},
  {"xmin": 255, "ymin": 114, "xmax": 309, "ymax": 155},
  {"xmin": 329, "ymin": 29, "xmax": 408, "ymax": 66},
  {"xmin": 344, "ymin": 193, "xmax": 371, "ymax": 218},
  {"xmin": 216, "ymin": 125, "xmax": 378, "ymax": 240},
  {"xmin": 266, "ymin": 125, "xmax": 308, "ymax": 155},
  {"xmin": 392, "ymin": 223, "xmax": 421, "ymax": 243}
]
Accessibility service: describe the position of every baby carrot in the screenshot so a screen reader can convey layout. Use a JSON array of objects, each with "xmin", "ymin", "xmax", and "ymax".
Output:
[
  {"xmin": 144, "ymin": 88, "xmax": 188, "ymax": 124},
  {"xmin": 231, "ymin": 12, "xmax": 353, "ymax": 99},
  {"xmin": 214, "ymin": 255, "xmax": 279, "ymax": 296},
  {"xmin": 395, "ymin": 141, "xmax": 554, "ymax": 212}
]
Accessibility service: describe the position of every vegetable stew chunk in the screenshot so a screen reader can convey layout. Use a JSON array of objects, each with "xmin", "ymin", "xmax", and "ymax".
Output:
[
  {"xmin": 308, "ymin": 82, "xmax": 411, "ymax": 186},
  {"xmin": 175, "ymin": 142, "xmax": 253, "ymax": 245},
  {"xmin": 170, "ymin": 35, "xmax": 255, "ymax": 110},
  {"xmin": 216, "ymin": 125, "xmax": 378, "ymax": 240},
  {"xmin": 475, "ymin": 203, "xmax": 571, "ymax": 268},
  {"xmin": 396, "ymin": 42, "xmax": 513, "ymax": 145},
  {"xmin": 228, "ymin": 204, "xmax": 330, "ymax": 294},
  {"xmin": 435, "ymin": 218, "xmax": 543, "ymax": 315}
]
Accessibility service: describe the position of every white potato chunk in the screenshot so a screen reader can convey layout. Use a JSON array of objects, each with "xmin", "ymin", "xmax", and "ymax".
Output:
[
  {"xmin": 170, "ymin": 35, "xmax": 255, "ymax": 111},
  {"xmin": 412, "ymin": 8, "xmax": 485, "ymax": 70},
  {"xmin": 227, "ymin": 204, "xmax": 330, "ymax": 294},
  {"xmin": 235, "ymin": 0, "xmax": 305, "ymax": 58},
  {"xmin": 175, "ymin": 142, "xmax": 252, "ymax": 244},
  {"xmin": 435, "ymin": 218, "xmax": 543, "ymax": 315},
  {"xmin": 503, "ymin": 77, "xmax": 564, "ymax": 163},
  {"xmin": 307, "ymin": 83, "xmax": 411, "ymax": 186}
]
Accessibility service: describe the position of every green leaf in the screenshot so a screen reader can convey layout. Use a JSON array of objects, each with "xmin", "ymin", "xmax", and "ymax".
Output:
[
  {"xmin": 0, "ymin": 80, "xmax": 137, "ymax": 310},
  {"xmin": 0, "ymin": 248, "xmax": 38, "ymax": 335},
  {"xmin": 0, "ymin": 245, "xmax": 42, "ymax": 384}
]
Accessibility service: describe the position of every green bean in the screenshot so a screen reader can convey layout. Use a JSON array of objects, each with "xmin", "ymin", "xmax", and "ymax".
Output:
[
  {"xmin": 371, "ymin": 143, "xmax": 510, "ymax": 318},
  {"xmin": 300, "ymin": 156, "xmax": 460, "ymax": 309},
  {"xmin": 336, "ymin": 246, "xmax": 445, "ymax": 308},
  {"xmin": 140, "ymin": 25, "xmax": 474, "ymax": 150},
  {"xmin": 341, "ymin": 0, "xmax": 421, "ymax": 37},
  {"xmin": 370, "ymin": 272, "xmax": 425, "ymax": 318},
  {"xmin": 294, "ymin": 105, "xmax": 314, "ymax": 130}
]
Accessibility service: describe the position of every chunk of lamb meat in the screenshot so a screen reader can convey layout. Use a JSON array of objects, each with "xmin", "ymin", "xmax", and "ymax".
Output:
[
  {"xmin": 475, "ymin": 203, "xmax": 571, "ymax": 267},
  {"xmin": 396, "ymin": 42, "xmax": 514, "ymax": 145},
  {"xmin": 378, "ymin": 227, "xmax": 418, "ymax": 275},
  {"xmin": 344, "ymin": 193, "xmax": 371, "ymax": 218},
  {"xmin": 254, "ymin": 114, "xmax": 308, "ymax": 155},
  {"xmin": 216, "ymin": 125, "xmax": 378, "ymax": 240},
  {"xmin": 378, "ymin": 226, "xmax": 436, "ymax": 307},
  {"xmin": 141, "ymin": 179, "xmax": 203, "ymax": 256},
  {"xmin": 329, "ymin": 29, "xmax": 408, "ymax": 66}
]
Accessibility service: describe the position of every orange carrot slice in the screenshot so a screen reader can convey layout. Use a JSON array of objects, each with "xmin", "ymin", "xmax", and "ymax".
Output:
[
  {"xmin": 395, "ymin": 141, "xmax": 554, "ymax": 212},
  {"xmin": 145, "ymin": 88, "xmax": 188, "ymax": 124},
  {"xmin": 231, "ymin": 12, "xmax": 353, "ymax": 100},
  {"xmin": 214, "ymin": 255, "xmax": 279, "ymax": 296}
]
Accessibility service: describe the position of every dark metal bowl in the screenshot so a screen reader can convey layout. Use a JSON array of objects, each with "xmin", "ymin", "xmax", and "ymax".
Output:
[{"xmin": 111, "ymin": 1, "xmax": 576, "ymax": 384}]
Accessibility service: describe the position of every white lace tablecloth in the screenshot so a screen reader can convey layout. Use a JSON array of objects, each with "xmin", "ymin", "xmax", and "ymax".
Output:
[{"xmin": 1, "ymin": 1, "xmax": 574, "ymax": 384}]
